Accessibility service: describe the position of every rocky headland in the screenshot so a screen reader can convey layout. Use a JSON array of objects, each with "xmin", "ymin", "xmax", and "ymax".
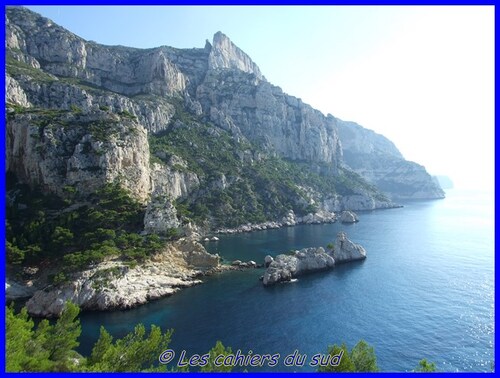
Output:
[{"xmin": 13, "ymin": 238, "xmax": 216, "ymax": 317}]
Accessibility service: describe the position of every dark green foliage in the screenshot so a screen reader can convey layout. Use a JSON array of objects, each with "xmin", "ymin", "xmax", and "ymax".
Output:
[
  {"xmin": 87, "ymin": 324, "xmax": 172, "ymax": 372},
  {"xmin": 200, "ymin": 340, "xmax": 233, "ymax": 372},
  {"xmin": 414, "ymin": 359, "xmax": 437, "ymax": 372},
  {"xmin": 87, "ymin": 119, "xmax": 119, "ymax": 142},
  {"xmin": 6, "ymin": 241, "xmax": 25, "ymax": 264},
  {"xmin": 350, "ymin": 339, "xmax": 379, "ymax": 372},
  {"xmin": 6, "ymin": 302, "xmax": 81, "ymax": 372},
  {"xmin": 70, "ymin": 104, "xmax": 82, "ymax": 114},
  {"xmin": 318, "ymin": 340, "xmax": 379, "ymax": 372},
  {"xmin": 164, "ymin": 228, "xmax": 180, "ymax": 241},
  {"xmin": 318, "ymin": 343, "xmax": 356, "ymax": 372},
  {"xmin": 6, "ymin": 303, "xmax": 173, "ymax": 372},
  {"xmin": 6, "ymin": 105, "xmax": 69, "ymax": 124},
  {"xmin": 118, "ymin": 109, "xmax": 137, "ymax": 120},
  {"xmin": 6, "ymin": 177, "xmax": 163, "ymax": 270},
  {"xmin": 50, "ymin": 272, "xmax": 69, "ymax": 285}
]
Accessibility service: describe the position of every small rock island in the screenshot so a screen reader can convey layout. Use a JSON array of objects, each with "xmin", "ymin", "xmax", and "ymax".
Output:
[{"xmin": 262, "ymin": 232, "xmax": 366, "ymax": 286}]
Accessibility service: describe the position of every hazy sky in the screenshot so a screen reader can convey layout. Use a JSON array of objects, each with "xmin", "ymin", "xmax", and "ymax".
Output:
[{"xmin": 26, "ymin": 5, "xmax": 494, "ymax": 189}]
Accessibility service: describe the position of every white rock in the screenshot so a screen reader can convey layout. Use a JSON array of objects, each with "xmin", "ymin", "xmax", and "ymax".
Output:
[
  {"xmin": 25, "ymin": 239, "xmax": 219, "ymax": 317},
  {"xmin": 333, "ymin": 232, "xmax": 366, "ymax": 263},
  {"xmin": 340, "ymin": 210, "xmax": 359, "ymax": 223},
  {"xmin": 262, "ymin": 247, "xmax": 335, "ymax": 286}
]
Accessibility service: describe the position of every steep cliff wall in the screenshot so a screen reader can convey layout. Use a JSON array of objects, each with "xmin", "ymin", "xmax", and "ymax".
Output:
[{"xmin": 6, "ymin": 6, "xmax": 444, "ymax": 236}]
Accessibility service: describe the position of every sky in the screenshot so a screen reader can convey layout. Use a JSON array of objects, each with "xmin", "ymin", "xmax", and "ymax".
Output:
[{"xmin": 25, "ymin": 5, "xmax": 495, "ymax": 190}]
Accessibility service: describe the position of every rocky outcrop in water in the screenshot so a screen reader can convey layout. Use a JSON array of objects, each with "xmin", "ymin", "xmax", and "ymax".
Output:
[
  {"xmin": 340, "ymin": 210, "xmax": 359, "ymax": 223},
  {"xmin": 262, "ymin": 247, "xmax": 335, "ymax": 286},
  {"xmin": 262, "ymin": 232, "xmax": 366, "ymax": 286},
  {"xmin": 332, "ymin": 232, "xmax": 367, "ymax": 263}
]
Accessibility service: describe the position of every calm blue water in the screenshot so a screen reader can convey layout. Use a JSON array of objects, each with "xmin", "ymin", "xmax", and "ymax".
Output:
[{"xmin": 77, "ymin": 189, "xmax": 494, "ymax": 372}]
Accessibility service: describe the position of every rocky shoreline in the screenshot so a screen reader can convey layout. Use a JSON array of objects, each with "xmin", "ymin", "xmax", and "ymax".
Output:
[
  {"xmin": 8, "ymin": 210, "xmax": 364, "ymax": 318},
  {"xmin": 7, "ymin": 237, "xmax": 263, "ymax": 318},
  {"xmin": 214, "ymin": 209, "xmax": 337, "ymax": 235}
]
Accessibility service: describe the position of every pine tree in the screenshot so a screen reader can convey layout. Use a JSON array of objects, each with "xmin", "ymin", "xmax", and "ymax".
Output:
[
  {"xmin": 318, "ymin": 343, "xmax": 356, "ymax": 372},
  {"xmin": 351, "ymin": 339, "xmax": 379, "ymax": 372},
  {"xmin": 200, "ymin": 340, "xmax": 233, "ymax": 372}
]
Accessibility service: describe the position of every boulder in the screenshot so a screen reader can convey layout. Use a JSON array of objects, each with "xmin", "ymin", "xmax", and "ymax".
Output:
[
  {"xmin": 333, "ymin": 232, "xmax": 366, "ymax": 263},
  {"xmin": 340, "ymin": 210, "xmax": 359, "ymax": 223},
  {"xmin": 6, "ymin": 279, "xmax": 38, "ymax": 300},
  {"xmin": 264, "ymin": 255, "xmax": 274, "ymax": 268}
]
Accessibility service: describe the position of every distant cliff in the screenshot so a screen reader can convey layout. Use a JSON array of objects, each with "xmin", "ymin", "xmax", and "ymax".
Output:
[
  {"xmin": 433, "ymin": 175, "xmax": 454, "ymax": 190},
  {"xmin": 336, "ymin": 119, "xmax": 445, "ymax": 200}
]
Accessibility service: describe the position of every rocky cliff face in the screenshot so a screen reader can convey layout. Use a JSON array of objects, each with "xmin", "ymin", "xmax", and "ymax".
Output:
[
  {"xmin": 6, "ymin": 111, "xmax": 151, "ymax": 202},
  {"xmin": 336, "ymin": 118, "xmax": 445, "ymax": 200},
  {"xmin": 208, "ymin": 31, "xmax": 264, "ymax": 80},
  {"xmin": 6, "ymin": 6, "xmax": 440, "ymax": 236}
]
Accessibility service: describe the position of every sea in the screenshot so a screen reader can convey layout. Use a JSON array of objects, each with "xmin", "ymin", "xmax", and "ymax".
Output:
[{"xmin": 76, "ymin": 188, "xmax": 495, "ymax": 372}]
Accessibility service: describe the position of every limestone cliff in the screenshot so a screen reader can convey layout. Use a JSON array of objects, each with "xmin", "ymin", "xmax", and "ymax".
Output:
[
  {"xmin": 6, "ymin": 111, "xmax": 151, "ymax": 202},
  {"xmin": 336, "ymin": 118, "xmax": 445, "ymax": 200},
  {"xmin": 6, "ymin": 6, "xmax": 441, "ymax": 234}
]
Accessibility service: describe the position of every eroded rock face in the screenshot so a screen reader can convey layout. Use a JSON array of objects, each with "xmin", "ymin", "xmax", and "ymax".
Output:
[
  {"xmin": 150, "ymin": 159, "xmax": 200, "ymax": 201},
  {"xmin": 5, "ymin": 7, "xmax": 399, "ymax": 220},
  {"xmin": 6, "ymin": 111, "xmax": 151, "ymax": 202},
  {"xmin": 208, "ymin": 31, "xmax": 264, "ymax": 80},
  {"xmin": 6, "ymin": 279, "xmax": 38, "ymax": 299},
  {"xmin": 144, "ymin": 199, "xmax": 180, "ymax": 235},
  {"xmin": 333, "ymin": 232, "xmax": 366, "ymax": 263},
  {"xmin": 6, "ymin": 7, "xmax": 442, "ymax": 212},
  {"xmin": 196, "ymin": 70, "xmax": 343, "ymax": 170},
  {"xmin": 25, "ymin": 238, "xmax": 219, "ymax": 317}
]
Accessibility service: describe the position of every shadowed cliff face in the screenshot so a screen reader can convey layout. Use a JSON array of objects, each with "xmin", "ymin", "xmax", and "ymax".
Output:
[{"xmin": 6, "ymin": 6, "xmax": 442, "ymax": 235}]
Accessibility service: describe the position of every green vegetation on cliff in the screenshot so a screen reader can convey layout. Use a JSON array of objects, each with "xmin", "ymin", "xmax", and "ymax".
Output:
[
  {"xmin": 149, "ymin": 116, "xmax": 388, "ymax": 228},
  {"xmin": 6, "ymin": 176, "xmax": 163, "ymax": 273}
]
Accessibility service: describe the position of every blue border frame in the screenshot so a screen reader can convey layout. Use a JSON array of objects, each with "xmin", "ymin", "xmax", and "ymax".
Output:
[{"xmin": 2, "ymin": 1, "xmax": 497, "ymax": 376}]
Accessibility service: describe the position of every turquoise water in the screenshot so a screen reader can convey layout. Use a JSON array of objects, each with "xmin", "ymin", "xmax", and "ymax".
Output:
[{"xmin": 77, "ymin": 189, "xmax": 494, "ymax": 372}]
